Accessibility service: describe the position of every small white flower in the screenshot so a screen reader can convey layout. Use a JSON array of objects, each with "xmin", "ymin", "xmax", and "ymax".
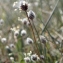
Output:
[
  {"xmin": 9, "ymin": 44, "xmax": 15, "ymax": 51},
  {"xmin": 40, "ymin": 55, "xmax": 44, "ymax": 60},
  {"xmin": 26, "ymin": 37, "xmax": 33, "ymax": 44},
  {"xmin": 8, "ymin": 53, "xmax": 13, "ymax": 56},
  {"xmin": 13, "ymin": 0, "xmax": 28, "ymax": 11},
  {"xmin": 21, "ymin": 29, "xmax": 27, "ymax": 36},
  {"xmin": 1, "ymin": 38, "xmax": 7, "ymax": 43},
  {"xmin": 14, "ymin": 30, "xmax": 19, "ymax": 36},
  {"xmin": 0, "ymin": 19, "xmax": 4, "ymax": 25},
  {"xmin": 31, "ymin": 54, "xmax": 39, "ymax": 61},
  {"xmin": 24, "ymin": 57, "xmax": 30, "ymax": 63},
  {"xmin": 5, "ymin": 45, "xmax": 12, "ymax": 53},
  {"xmin": 21, "ymin": 18, "xmax": 29, "ymax": 25},
  {"xmin": 10, "ymin": 57, "xmax": 14, "ymax": 61},
  {"xmin": 27, "ymin": 51, "xmax": 32, "ymax": 56},
  {"xmin": 13, "ymin": 1, "xmax": 18, "ymax": 7},
  {"xmin": 56, "ymin": 41, "xmax": 59, "ymax": 45},
  {"xmin": 40, "ymin": 35, "xmax": 47, "ymax": 44},
  {"xmin": 9, "ymin": 44, "xmax": 15, "ymax": 48},
  {"xmin": 5, "ymin": 46, "xmax": 9, "ymax": 49},
  {"xmin": 20, "ymin": 1, "xmax": 28, "ymax": 11},
  {"xmin": 28, "ymin": 10, "xmax": 36, "ymax": 20}
]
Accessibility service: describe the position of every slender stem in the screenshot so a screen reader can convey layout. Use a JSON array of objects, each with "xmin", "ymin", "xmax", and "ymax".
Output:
[
  {"xmin": 25, "ymin": 11, "xmax": 40, "ymax": 56},
  {"xmin": 32, "ymin": 21, "xmax": 43, "ymax": 54},
  {"xmin": 41, "ymin": 0, "xmax": 59, "ymax": 34},
  {"xmin": 38, "ymin": 0, "xmax": 60, "ymax": 43},
  {"xmin": 32, "ymin": 21, "xmax": 41, "ymax": 42},
  {"xmin": 41, "ymin": 19, "xmax": 56, "ymax": 41}
]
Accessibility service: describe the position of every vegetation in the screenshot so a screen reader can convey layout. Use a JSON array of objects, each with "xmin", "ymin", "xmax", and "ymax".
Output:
[{"xmin": 0, "ymin": 0, "xmax": 63, "ymax": 63}]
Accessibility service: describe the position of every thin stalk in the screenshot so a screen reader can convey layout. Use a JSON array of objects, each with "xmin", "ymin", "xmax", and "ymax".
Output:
[
  {"xmin": 40, "ymin": 19, "xmax": 56, "ymax": 42},
  {"xmin": 40, "ymin": 18, "xmax": 60, "ymax": 44},
  {"xmin": 44, "ymin": 44, "xmax": 47, "ymax": 63},
  {"xmin": 32, "ymin": 21, "xmax": 43, "ymax": 54},
  {"xmin": 32, "ymin": 21, "xmax": 41, "ymax": 43},
  {"xmin": 41, "ymin": 0, "xmax": 60, "ymax": 34},
  {"xmin": 25, "ymin": 11, "xmax": 40, "ymax": 57},
  {"xmin": 38, "ymin": 0, "xmax": 60, "ymax": 44}
]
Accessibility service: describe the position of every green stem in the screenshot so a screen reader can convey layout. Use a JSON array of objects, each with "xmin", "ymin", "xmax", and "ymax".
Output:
[{"xmin": 41, "ymin": 0, "xmax": 60, "ymax": 34}]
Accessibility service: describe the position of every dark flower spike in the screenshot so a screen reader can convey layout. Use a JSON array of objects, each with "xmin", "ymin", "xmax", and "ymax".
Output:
[{"xmin": 20, "ymin": 1, "xmax": 28, "ymax": 11}]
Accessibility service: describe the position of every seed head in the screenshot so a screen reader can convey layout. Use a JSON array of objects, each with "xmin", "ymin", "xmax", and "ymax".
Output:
[
  {"xmin": 21, "ymin": 29, "xmax": 27, "ymax": 37},
  {"xmin": 5, "ymin": 46, "xmax": 12, "ymax": 53},
  {"xmin": 28, "ymin": 10, "xmax": 36, "ymax": 20},
  {"xmin": 21, "ymin": 18, "xmax": 28, "ymax": 25},
  {"xmin": 31, "ymin": 54, "xmax": 39, "ymax": 61},
  {"xmin": 9, "ymin": 44, "xmax": 15, "ymax": 48},
  {"xmin": 1, "ymin": 38, "xmax": 7, "ymax": 43},
  {"xmin": 40, "ymin": 35, "xmax": 47, "ymax": 44},
  {"xmin": 26, "ymin": 37, "xmax": 33, "ymax": 44},
  {"xmin": 5, "ymin": 46, "xmax": 9, "ymax": 49},
  {"xmin": 0, "ymin": 19, "xmax": 4, "ymax": 25},
  {"xmin": 14, "ymin": 30, "xmax": 19, "ymax": 36},
  {"xmin": 20, "ymin": 1, "xmax": 28, "ymax": 11},
  {"xmin": 24, "ymin": 57, "xmax": 30, "ymax": 63},
  {"xmin": 10, "ymin": 57, "xmax": 14, "ymax": 61},
  {"xmin": 40, "ymin": 55, "xmax": 45, "ymax": 60}
]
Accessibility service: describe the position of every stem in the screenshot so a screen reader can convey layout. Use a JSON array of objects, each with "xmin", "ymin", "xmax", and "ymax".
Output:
[
  {"xmin": 32, "ymin": 21, "xmax": 41, "ymax": 43},
  {"xmin": 25, "ymin": 11, "xmax": 40, "ymax": 57},
  {"xmin": 41, "ymin": 0, "xmax": 59, "ymax": 34},
  {"xmin": 32, "ymin": 21, "xmax": 43, "ymax": 54}
]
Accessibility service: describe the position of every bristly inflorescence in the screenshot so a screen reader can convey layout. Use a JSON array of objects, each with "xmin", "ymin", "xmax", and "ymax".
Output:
[
  {"xmin": 28, "ymin": 10, "xmax": 36, "ymax": 20},
  {"xmin": 20, "ymin": 1, "xmax": 28, "ymax": 11}
]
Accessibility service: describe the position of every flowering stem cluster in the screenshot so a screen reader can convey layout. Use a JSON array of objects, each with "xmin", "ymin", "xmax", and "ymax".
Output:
[
  {"xmin": 25, "ymin": 11, "xmax": 40, "ymax": 56},
  {"xmin": 12, "ymin": 0, "xmax": 60, "ymax": 63}
]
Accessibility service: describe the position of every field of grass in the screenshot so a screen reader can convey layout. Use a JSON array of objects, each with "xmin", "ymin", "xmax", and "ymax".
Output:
[{"xmin": 0, "ymin": 0, "xmax": 63, "ymax": 63}]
